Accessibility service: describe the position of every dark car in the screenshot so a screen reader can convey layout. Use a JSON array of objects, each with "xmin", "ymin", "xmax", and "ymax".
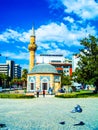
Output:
[{"xmin": 58, "ymin": 88, "xmax": 66, "ymax": 93}]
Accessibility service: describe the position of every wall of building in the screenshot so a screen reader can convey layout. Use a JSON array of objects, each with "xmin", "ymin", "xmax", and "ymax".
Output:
[
  {"xmin": 27, "ymin": 73, "xmax": 61, "ymax": 93},
  {"xmin": 0, "ymin": 60, "xmax": 21, "ymax": 79},
  {"xmin": 36, "ymin": 54, "xmax": 65, "ymax": 63},
  {"xmin": 0, "ymin": 64, "xmax": 9, "ymax": 76},
  {"xmin": 72, "ymin": 55, "xmax": 80, "ymax": 72},
  {"xmin": 36, "ymin": 54, "xmax": 72, "ymax": 76}
]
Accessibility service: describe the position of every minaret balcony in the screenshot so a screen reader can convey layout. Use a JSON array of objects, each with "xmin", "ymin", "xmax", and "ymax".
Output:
[{"xmin": 28, "ymin": 44, "xmax": 37, "ymax": 51}]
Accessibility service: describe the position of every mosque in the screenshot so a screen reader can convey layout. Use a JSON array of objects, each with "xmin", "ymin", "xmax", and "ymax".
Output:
[{"xmin": 27, "ymin": 27, "xmax": 61, "ymax": 94}]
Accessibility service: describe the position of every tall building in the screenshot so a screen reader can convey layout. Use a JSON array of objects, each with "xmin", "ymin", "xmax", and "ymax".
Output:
[
  {"xmin": 0, "ymin": 64, "xmax": 9, "ymax": 76},
  {"xmin": 6, "ymin": 60, "xmax": 15, "ymax": 79},
  {"xmin": 14, "ymin": 64, "xmax": 21, "ymax": 78},
  {"xmin": 28, "ymin": 27, "xmax": 37, "ymax": 71},
  {"xmin": 0, "ymin": 60, "xmax": 21, "ymax": 79}
]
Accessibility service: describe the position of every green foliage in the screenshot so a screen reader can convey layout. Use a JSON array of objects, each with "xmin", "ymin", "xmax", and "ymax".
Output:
[
  {"xmin": 0, "ymin": 73, "xmax": 8, "ymax": 80},
  {"xmin": 61, "ymin": 72, "xmax": 71, "ymax": 87},
  {"xmin": 21, "ymin": 69, "xmax": 28, "ymax": 87},
  {"xmin": 72, "ymin": 35, "xmax": 98, "ymax": 92},
  {"xmin": 11, "ymin": 78, "xmax": 22, "ymax": 85},
  {"xmin": 0, "ymin": 93, "xmax": 35, "ymax": 98},
  {"xmin": 55, "ymin": 90, "xmax": 98, "ymax": 98},
  {"xmin": 22, "ymin": 69, "xmax": 28, "ymax": 80},
  {"xmin": 10, "ymin": 68, "xmax": 28, "ymax": 87},
  {"xmin": 0, "ymin": 73, "xmax": 11, "ymax": 88},
  {"xmin": 55, "ymin": 93, "xmax": 77, "ymax": 98}
]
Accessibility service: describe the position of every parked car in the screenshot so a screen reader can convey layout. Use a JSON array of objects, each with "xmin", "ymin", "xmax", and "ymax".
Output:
[{"xmin": 58, "ymin": 88, "xmax": 66, "ymax": 93}]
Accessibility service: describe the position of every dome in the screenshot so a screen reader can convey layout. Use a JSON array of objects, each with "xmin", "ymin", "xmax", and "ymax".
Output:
[{"xmin": 30, "ymin": 63, "xmax": 58, "ymax": 74}]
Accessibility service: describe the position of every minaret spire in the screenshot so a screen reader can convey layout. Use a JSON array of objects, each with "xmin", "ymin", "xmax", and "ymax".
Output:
[
  {"xmin": 31, "ymin": 26, "xmax": 35, "ymax": 36},
  {"xmin": 28, "ymin": 26, "xmax": 37, "ymax": 71}
]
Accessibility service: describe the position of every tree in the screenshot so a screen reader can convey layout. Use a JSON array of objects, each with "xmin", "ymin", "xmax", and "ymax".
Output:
[
  {"xmin": 72, "ymin": 35, "xmax": 98, "ymax": 93},
  {"xmin": 21, "ymin": 69, "xmax": 28, "ymax": 88},
  {"xmin": 11, "ymin": 78, "xmax": 22, "ymax": 88},
  {"xmin": 61, "ymin": 72, "xmax": 71, "ymax": 87},
  {"xmin": 0, "ymin": 73, "xmax": 10, "ymax": 88}
]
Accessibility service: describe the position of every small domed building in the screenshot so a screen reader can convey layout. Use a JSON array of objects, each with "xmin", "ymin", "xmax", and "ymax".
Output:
[
  {"xmin": 27, "ymin": 63, "xmax": 61, "ymax": 93},
  {"xmin": 27, "ymin": 27, "xmax": 61, "ymax": 93}
]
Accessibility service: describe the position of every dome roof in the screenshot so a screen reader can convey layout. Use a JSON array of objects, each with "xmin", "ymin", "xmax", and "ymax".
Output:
[{"xmin": 30, "ymin": 63, "xmax": 58, "ymax": 74}]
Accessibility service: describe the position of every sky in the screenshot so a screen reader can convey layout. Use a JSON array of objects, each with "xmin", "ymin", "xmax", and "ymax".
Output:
[{"xmin": 0, "ymin": 0, "xmax": 98, "ymax": 70}]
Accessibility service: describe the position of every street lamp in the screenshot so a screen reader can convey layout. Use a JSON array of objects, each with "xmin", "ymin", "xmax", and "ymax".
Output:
[{"xmin": 4, "ymin": 79, "xmax": 7, "ymax": 89}]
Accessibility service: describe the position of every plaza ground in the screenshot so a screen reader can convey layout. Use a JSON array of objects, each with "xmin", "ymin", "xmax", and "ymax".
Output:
[{"xmin": 0, "ymin": 96, "xmax": 98, "ymax": 130}]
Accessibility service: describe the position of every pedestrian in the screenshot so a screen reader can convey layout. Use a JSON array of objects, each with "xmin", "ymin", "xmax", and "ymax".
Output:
[
  {"xmin": 36, "ymin": 89, "xmax": 39, "ymax": 98},
  {"xmin": 48, "ymin": 87, "xmax": 52, "ymax": 95},
  {"xmin": 43, "ymin": 89, "xmax": 45, "ymax": 97}
]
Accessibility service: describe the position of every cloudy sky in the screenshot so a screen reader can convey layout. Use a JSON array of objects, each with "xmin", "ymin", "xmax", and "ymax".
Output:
[{"xmin": 0, "ymin": 0, "xmax": 98, "ymax": 70}]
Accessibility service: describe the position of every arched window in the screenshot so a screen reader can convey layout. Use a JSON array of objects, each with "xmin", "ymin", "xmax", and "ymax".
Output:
[
  {"xmin": 30, "ymin": 78, "xmax": 35, "ymax": 91},
  {"xmin": 41, "ymin": 77, "xmax": 49, "ymax": 91}
]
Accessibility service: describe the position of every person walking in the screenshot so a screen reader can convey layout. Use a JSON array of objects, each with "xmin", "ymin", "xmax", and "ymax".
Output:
[
  {"xmin": 43, "ymin": 89, "xmax": 45, "ymax": 97},
  {"xmin": 36, "ymin": 88, "xmax": 39, "ymax": 98}
]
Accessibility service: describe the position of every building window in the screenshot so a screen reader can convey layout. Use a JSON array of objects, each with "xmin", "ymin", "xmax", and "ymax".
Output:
[
  {"xmin": 42, "ymin": 83, "xmax": 47, "ymax": 90},
  {"xmin": 31, "ymin": 83, "xmax": 34, "ymax": 90}
]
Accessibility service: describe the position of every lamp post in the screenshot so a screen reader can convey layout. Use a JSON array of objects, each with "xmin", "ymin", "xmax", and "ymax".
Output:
[{"xmin": 4, "ymin": 79, "xmax": 7, "ymax": 89}]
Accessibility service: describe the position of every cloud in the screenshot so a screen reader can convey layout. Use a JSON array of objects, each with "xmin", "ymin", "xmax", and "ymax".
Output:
[
  {"xmin": 0, "ymin": 20, "xmax": 97, "ymax": 62},
  {"xmin": 38, "ymin": 42, "xmax": 50, "ymax": 49},
  {"xmin": 0, "ymin": 21, "xmax": 96, "ymax": 48},
  {"xmin": 50, "ymin": 42, "xmax": 58, "ymax": 49},
  {"xmin": 49, "ymin": 0, "xmax": 98, "ymax": 20},
  {"xmin": 49, "ymin": 0, "xmax": 63, "ymax": 10},
  {"xmin": 16, "ymin": 46, "xmax": 28, "ymax": 51},
  {"xmin": 36, "ymin": 23, "xmax": 64, "ymax": 42},
  {"xmin": 0, "ymin": 34, "xmax": 9, "ymax": 42},
  {"xmin": 21, "ymin": 64, "xmax": 29, "ymax": 70},
  {"xmin": 0, "ymin": 51, "xmax": 29, "ymax": 69},
  {"xmin": 46, "ymin": 48, "xmax": 72, "ymax": 57},
  {"xmin": 63, "ymin": 16, "xmax": 74, "ymax": 23},
  {"xmin": 2, "ymin": 51, "xmax": 29, "ymax": 60},
  {"xmin": 0, "ymin": 21, "xmax": 97, "ymax": 61},
  {"xmin": 62, "ymin": 0, "xmax": 98, "ymax": 20},
  {"xmin": 0, "ymin": 28, "xmax": 32, "ymax": 43},
  {"xmin": 36, "ymin": 22, "xmax": 96, "ymax": 47}
]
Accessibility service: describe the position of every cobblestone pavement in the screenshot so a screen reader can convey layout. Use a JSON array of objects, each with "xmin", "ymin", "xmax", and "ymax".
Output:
[{"xmin": 0, "ymin": 96, "xmax": 98, "ymax": 130}]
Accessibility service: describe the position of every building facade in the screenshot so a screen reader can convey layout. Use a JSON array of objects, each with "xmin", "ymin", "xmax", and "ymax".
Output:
[
  {"xmin": 14, "ymin": 64, "xmax": 21, "ymax": 78},
  {"xmin": 36, "ymin": 54, "xmax": 72, "ymax": 76},
  {"xmin": 0, "ymin": 60, "xmax": 21, "ymax": 79},
  {"xmin": 72, "ymin": 54, "xmax": 81, "ymax": 87},
  {"xmin": 36, "ymin": 54, "xmax": 65, "ymax": 63},
  {"xmin": 72, "ymin": 54, "xmax": 80, "ymax": 72},
  {"xmin": 27, "ymin": 63, "xmax": 61, "ymax": 93},
  {"xmin": 6, "ymin": 60, "xmax": 15, "ymax": 79},
  {"xmin": 0, "ymin": 64, "xmax": 9, "ymax": 76}
]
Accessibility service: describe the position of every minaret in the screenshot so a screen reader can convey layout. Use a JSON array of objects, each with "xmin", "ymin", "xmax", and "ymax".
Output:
[{"xmin": 28, "ymin": 27, "xmax": 37, "ymax": 71}]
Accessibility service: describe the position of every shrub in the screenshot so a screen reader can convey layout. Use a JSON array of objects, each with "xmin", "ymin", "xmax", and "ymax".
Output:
[
  {"xmin": 55, "ymin": 91, "xmax": 98, "ymax": 98},
  {"xmin": 0, "ymin": 93, "xmax": 35, "ymax": 99},
  {"xmin": 55, "ymin": 93, "xmax": 77, "ymax": 98}
]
